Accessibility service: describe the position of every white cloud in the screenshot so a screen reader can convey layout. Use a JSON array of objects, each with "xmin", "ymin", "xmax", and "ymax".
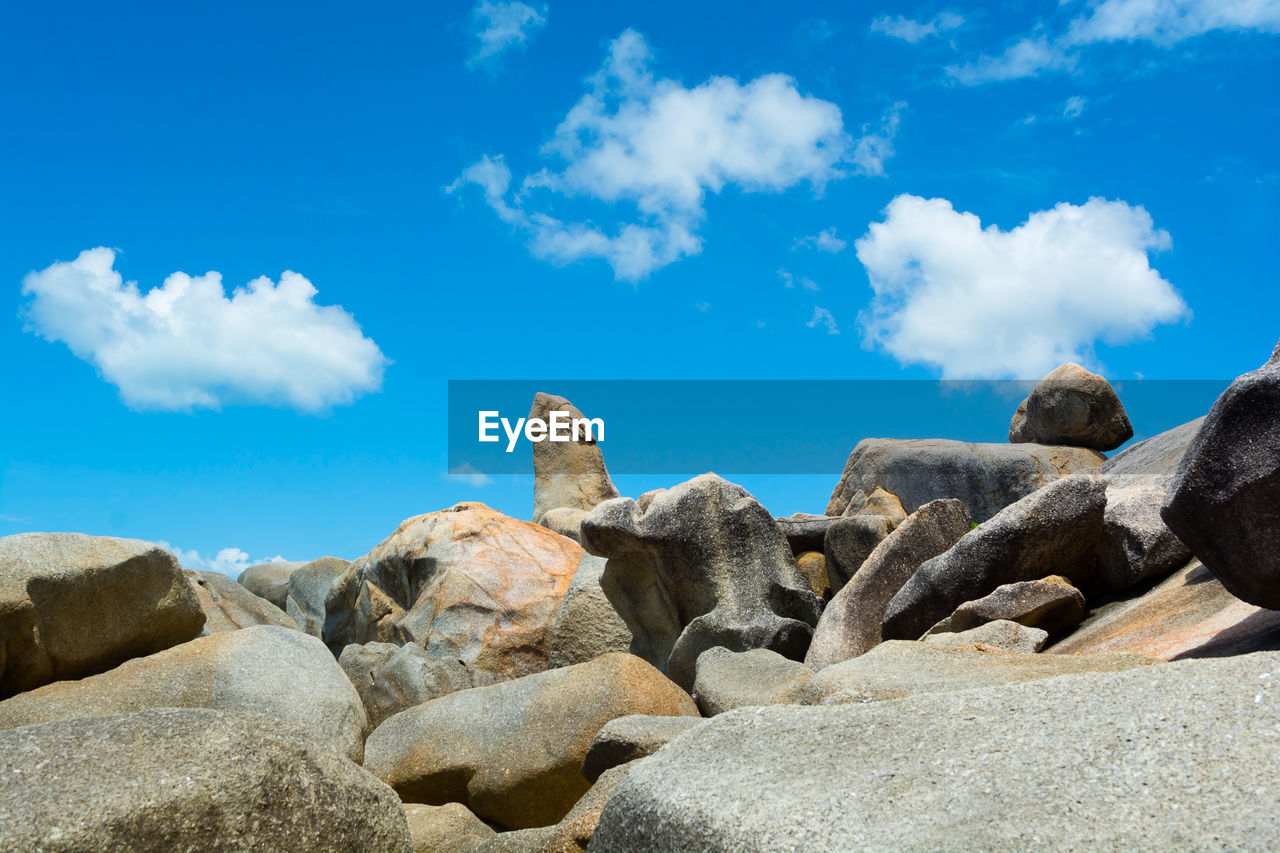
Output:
[
  {"xmin": 445, "ymin": 463, "xmax": 493, "ymax": 488},
  {"xmin": 796, "ymin": 226, "xmax": 848, "ymax": 253},
  {"xmin": 871, "ymin": 11, "xmax": 965, "ymax": 43},
  {"xmin": 1061, "ymin": 95, "xmax": 1088, "ymax": 119},
  {"xmin": 851, "ymin": 102, "xmax": 907, "ymax": 177},
  {"xmin": 22, "ymin": 248, "xmax": 387, "ymax": 412},
  {"xmin": 779, "ymin": 269, "xmax": 820, "ymax": 291},
  {"xmin": 449, "ymin": 29, "xmax": 892, "ymax": 280},
  {"xmin": 855, "ymin": 194, "xmax": 1189, "ymax": 377},
  {"xmin": 807, "ymin": 306, "xmax": 840, "ymax": 334},
  {"xmin": 947, "ymin": 36, "xmax": 1078, "ymax": 84},
  {"xmin": 469, "ymin": 1, "xmax": 547, "ymax": 67},
  {"xmin": 160, "ymin": 541, "xmax": 287, "ymax": 578}
]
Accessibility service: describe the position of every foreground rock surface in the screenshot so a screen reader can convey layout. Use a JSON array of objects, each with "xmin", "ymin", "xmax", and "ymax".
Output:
[
  {"xmin": 339, "ymin": 642, "xmax": 494, "ymax": 730},
  {"xmin": 185, "ymin": 569, "xmax": 298, "ymax": 634},
  {"xmin": 693, "ymin": 647, "xmax": 814, "ymax": 715},
  {"xmin": 1008, "ymin": 362, "xmax": 1133, "ymax": 450},
  {"xmin": 0, "ymin": 709, "xmax": 411, "ymax": 853},
  {"xmin": 0, "ymin": 533, "xmax": 205, "ymax": 697},
  {"xmin": 548, "ymin": 554, "xmax": 633, "ymax": 668},
  {"xmin": 530, "ymin": 392, "xmax": 619, "ymax": 527},
  {"xmin": 593, "ymin": 652, "xmax": 1280, "ymax": 851}
]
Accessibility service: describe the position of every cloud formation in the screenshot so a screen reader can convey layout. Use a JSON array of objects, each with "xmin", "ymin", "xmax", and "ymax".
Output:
[
  {"xmin": 855, "ymin": 194, "xmax": 1188, "ymax": 377},
  {"xmin": 160, "ymin": 541, "xmax": 287, "ymax": 578},
  {"xmin": 871, "ymin": 11, "xmax": 965, "ymax": 43},
  {"xmin": 22, "ymin": 248, "xmax": 387, "ymax": 412},
  {"xmin": 807, "ymin": 306, "xmax": 840, "ymax": 334},
  {"xmin": 796, "ymin": 227, "xmax": 848, "ymax": 254},
  {"xmin": 469, "ymin": 1, "xmax": 547, "ymax": 67}
]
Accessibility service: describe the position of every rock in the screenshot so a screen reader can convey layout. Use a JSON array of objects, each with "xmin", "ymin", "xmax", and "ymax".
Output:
[
  {"xmin": 794, "ymin": 551, "xmax": 830, "ymax": 599},
  {"xmin": 1162, "ymin": 344, "xmax": 1280, "ymax": 609},
  {"xmin": 592, "ymin": 651, "xmax": 1280, "ymax": 851},
  {"xmin": 339, "ymin": 642, "xmax": 496, "ymax": 730},
  {"xmin": 364, "ymin": 652, "xmax": 697, "ymax": 830},
  {"xmin": 324, "ymin": 502, "xmax": 582, "ymax": 681},
  {"xmin": 882, "ymin": 473, "xmax": 1108, "ymax": 642},
  {"xmin": 0, "ymin": 625, "xmax": 367, "ymax": 762},
  {"xmin": 1008, "ymin": 362, "xmax": 1133, "ymax": 450},
  {"xmin": 237, "ymin": 560, "xmax": 303, "ymax": 609},
  {"xmin": 473, "ymin": 827, "xmax": 558, "ymax": 852},
  {"xmin": 1098, "ymin": 485, "xmax": 1190, "ymax": 591},
  {"xmin": 541, "ymin": 760, "xmax": 638, "ymax": 853},
  {"xmin": 774, "ymin": 513, "xmax": 838, "ymax": 555},
  {"xmin": 184, "ymin": 569, "xmax": 299, "ymax": 634},
  {"xmin": 581, "ymin": 474, "xmax": 821, "ymax": 690},
  {"xmin": 856, "ymin": 486, "xmax": 909, "ymax": 523},
  {"xmin": 0, "ymin": 708, "xmax": 411, "ymax": 853},
  {"xmin": 941, "ymin": 575, "xmax": 1085, "ymax": 635},
  {"xmin": 922, "ymin": 619, "xmax": 1048, "ymax": 653},
  {"xmin": 285, "ymin": 556, "xmax": 350, "ymax": 637},
  {"xmin": 582, "ymin": 715, "xmax": 705, "ymax": 784},
  {"xmin": 825, "ymin": 438, "xmax": 1104, "ymax": 521},
  {"xmin": 542, "ymin": 507, "xmax": 588, "ymax": 544},
  {"xmin": 821, "ymin": 514, "xmax": 895, "ymax": 594},
  {"xmin": 0, "ymin": 533, "xmax": 205, "ymax": 698},
  {"xmin": 548, "ymin": 555, "xmax": 633, "ymax": 668},
  {"xmin": 530, "ymin": 392, "xmax": 619, "ymax": 527},
  {"xmin": 1099, "ymin": 417, "xmax": 1204, "ymax": 488},
  {"xmin": 692, "ymin": 647, "xmax": 814, "ymax": 715},
  {"xmin": 404, "ymin": 802, "xmax": 496, "ymax": 853}
]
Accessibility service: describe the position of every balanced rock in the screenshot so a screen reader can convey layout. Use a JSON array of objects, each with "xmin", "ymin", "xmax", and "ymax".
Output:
[
  {"xmin": 0, "ymin": 533, "xmax": 204, "ymax": 697},
  {"xmin": 1009, "ymin": 362, "xmax": 1133, "ymax": 450},
  {"xmin": 581, "ymin": 474, "xmax": 821, "ymax": 690},
  {"xmin": 237, "ymin": 560, "xmax": 303, "ymax": 610},
  {"xmin": 285, "ymin": 557, "xmax": 350, "ymax": 637},
  {"xmin": 1098, "ymin": 485, "xmax": 1190, "ymax": 591},
  {"xmin": 548, "ymin": 554, "xmax": 633, "ymax": 668},
  {"xmin": 922, "ymin": 619, "xmax": 1048, "ymax": 653},
  {"xmin": 324, "ymin": 502, "xmax": 582, "ymax": 680},
  {"xmin": 185, "ymin": 569, "xmax": 298, "ymax": 634},
  {"xmin": 530, "ymin": 392, "xmax": 619, "ymax": 527},
  {"xmin": 582, "ymin": 715, "xmax": 705, "ymax": 783},
  {"xmin": 339, "ymin": 642, "xmax": 495, "ymax": 730},
  {"xmin": 940, "ymin": 575, "xmax": 1086, "ymax": 635},
  {"xmin": 693, "ymin": 647, "xmax": 814, "ymax": 716},
  {"xmin": 404, "ymin": 802, "xmax": 496, "ymax": 853}
]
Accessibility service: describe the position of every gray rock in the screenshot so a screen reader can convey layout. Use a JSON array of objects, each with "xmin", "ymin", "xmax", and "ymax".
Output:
[
  {"xmin": 184, "ymin": 569, "xmax": 299, "ymax": 635},
  {"xmin": 1098, "ymin": 485, "xmax": 1191, "ymax": 591},
  {"xmin": 542, "ymin": 507, "xmax": 589, "ymax": 544},
  {"xmin": 549, "ymin": 555, "xmax": 633, "ymax": 668},
  {"xmin": 825, "ymin": 438, "xmax": 1104, "ymax": 521},
  {"xmin": 531, "ymin": 392, "xmax": 619, "ymax": 527},
  {"xmin": 0, "ymin": 625, "xmax": 367, "ymax": 762},
  {"xmin": 237, "ymin": 560, "xmax": 304, "ymax": 609},
  {"xmin": 285, "ymin": 557, "xmax": 350, "ymax": 637},
  {"xmin": 1008, "ymin": 362, "xmax": 1133, "ymax": 450},
  {"xmin": 339, "ymin": 642, "xmax": 494, "ymax": 730},
  {"xmin": 1100, "ymin": 417, "xmax": 1204, "ymax": 488},
  {"xmin": 473, "ymin": 827, "xmax": 558, "ymax": 852},
  {"xmin": 581, "ymin": 715, "xmax": 705, "ymax": 784},
  {"xmin": 592, "ymin": 651, "xmax": 1280, "ymax": 852},
  {"xmin": 882, "ymin": 473, "xmax": 1108, "ymax": 642},
  {"xmin": 404, "ymin": 802, "xmax": 496, "ymax": 853},
  {"xmin": 922, "ymin": 619, "xmax": 1048, "ymax": 653},
  {"xmin": 806, "ymin": 500, "xmax": 971, "ymax": 670},
  {"xmin": 0, "ymin": 533, "xmax": 205, "ymax": 698},
  {"xmin": 0, "ymin": 708, "xmax": 411, "ymax": 853},
  {"xmin": 821, "ymin": 514, "xmax": 895, "ymax": 594},
  {"xmin": 942, "ymin": 575, "xmax": 1085, "ymax": 635},
  {"xmin": 774, "ymin": 513, "xmax": 838, "ymax": 555},
  {"xmin": 692, "ymin": 647, "xmax": 814, "ymax": 716},
  {"xmin": 581, "ymin": 474, "xmax": 821, "ymax": 690},
  {"xmin": 1162, "ymin": 344, "xmax": 1280, "ymax": 608}
]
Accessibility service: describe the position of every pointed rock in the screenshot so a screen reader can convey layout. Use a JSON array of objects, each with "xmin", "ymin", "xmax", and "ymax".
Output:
[{"xmin": 530, "ymin": 392, "xmax": 619, "ymax": 526}]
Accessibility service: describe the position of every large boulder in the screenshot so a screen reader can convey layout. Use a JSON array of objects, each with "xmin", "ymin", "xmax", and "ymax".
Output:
[
  {"xmin": 338, "ymin": 642, "xmax": 494, "ymax": 730},
  {"xmin": 530, "ymin": 392, "xmax": 619, "ymax": 527},
  {"xmin": 581, "ymin": 715, "xmax": 705, "ymax": 783},
  {"xmin": 285, "ymin": 557, "xmax": 350, "ymax": 637},
  {"xmin": 937, "ymin": 575, "xmax": 1085, "ymax": 635},
  {"xmin": 0, "ymin": 533, "xmax": 205, "ymax": 697},
  {"xmin": 363, "ymin": 652, "xmax": 697, "ymax": 830},
  {"xmin": 825, "ymin": 438, "xmax": 1104, "ymax": 521},
  {"xmin": 922, "ymin": 619, "xmax": 1048, "ymax": 653},
  {"xmin": 1097, "ymin": 485, "xmax": 1190, "ymax": 591},
  {"xmin": 882, "ymin": 473, "xmax": 1108, "ymax": 642},
  {"xmin": 324, "ymin": 502, "xmax": 582, "ymax": 681},
  {"xmin": 0, "ymin": 625, "xmax": 366, "ymax": 762},
  {"xmin": 0, "ymin": 708, "xmax": 411, "ymax": 852},
  {"xmin": 404, "ymin": 802, "xmax": 496, "ymax": 853},
  {"xmin": 237, "ymin": 560, "xmax": 304, "ymax": 609},
  {"xmin": 1162, "ymin": 343, "xmax": 1280, "ymax": 609},
  {"xmin": 184, "ymin": 569, "xmax": 299, "ymax": 634},
  {"xmin": 548, "ymin": 554, "xmax": 633, "ymax": 668},
  {"xmin": 692, "ymin": 647, "xmax": 814, "ymax": 716},
  {"xmin": 592, "ymin": 651, "xmax": 1280, "ymax": 851},
  {"xmin": 580, "ymin": 474, "xmax": 822, "ymax": 690},
  {"xmin": 806, "ymin": 499, "xmax": 971, "ymax": 669},
  {"xmin": 1008, "ymin": 362, "xmax": 1133, "ymax": 450},
  {"xmin": 821, "ymin": 514, "xmax": 896, "ymax": 594}
]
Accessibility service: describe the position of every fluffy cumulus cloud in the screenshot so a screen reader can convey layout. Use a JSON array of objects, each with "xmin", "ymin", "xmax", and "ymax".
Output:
[
  {"xmin": 855, "ymin": 194, "xmax": 1188, "ymax": 377},
  {"xmin": 449, "ymin": 29, "xmax": 900, "ymax": 280},
  {"xmin": 159, "ymin": 541, "xmax": 287, "ymax": 578},
  {"xmin": 22, "ymin": 248, "xmax": 387, "ymax": 411},
  {"xmin": 468, "ymin": 1, "xmax": 547, "ymax": 67},
  {"xmin": 871, "ymin": 11, "xmax": 965, "ymax": 43}
]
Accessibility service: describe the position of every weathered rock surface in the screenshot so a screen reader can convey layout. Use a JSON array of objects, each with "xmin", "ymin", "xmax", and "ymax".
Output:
[
  {"xmin": 542, "ymin": 507, "xmax": 589, "ymax": 544},
  {"xmin": 530, "ymin": 392, "xmax": 619, "ymax": 527},
  {"xmin": 404, "ymin": 802, "xmax": 496, "ymax": 853},
  {"xmin": 821, "ymin": 514, "xmax": 895, "ymax": 594},
  {"xmin": 285, "ymin": 556, "xmax": 350, "ymax": 637},
  {"xmin": 692, "ymin": 647, "xmax": 814, "ymax": 716},
  {"xmin": 581, "ymin": 474, "xmax": 821, "ymax": 690},
  {"xmin": 0, "ymin": 533, "xmax": 205, "ymax": 697},
  {"xmin": 1009, "ymin": 362, "xmax": 1133, "ymax": 450},
  {"xmin": 1098, "ymin": 485, "xmax": 1190, "ymax": 591},
  {"xmin": 185, "ymin": 569, "xmax": 298, "ymax": 634},
  {"xmin": 1099, "ymin": 417, "xmax": 1204, "ymax": 488},
  {"xmin": 825, "ymin": 438, "xmax": 1104, "ymax": 521},
  {"xmin": 237, "ymin": 560, "xmax": 303, "ymax": 610},
  {"xmin": 774, "ymin": 513, "xmax": 838, "ymax": 555},
  {"xmin": 941, "ymin": 575, "xmax": 1085, "ymax": 635},
  {"xmin": 548, "ymin": 554, "xmax": 633, "ymax": 669},
  {"xmin": 582, "ymin": 715, "xmax": 705, "ymax": 784},
  {"xmin": 364, "ymin": 652, "xmax": 697, "ymax": 830},
  {"xmin": 593, "ymin": 651, "xmax": 1280, "ymax": 852},
  {"xmin": 1162, "ymin": 344, "xmax": 1280, "ymax": 609},
  {"xmin": 0, "ymin": 625, "xmax": 366, "ymax": 762},
  {"xmin": 882, "ymin": 473, "xmax": 1108, "ymax": 642},
  {"xmin": 807, "ymin": 499, "xmax": 971, "ymax": 669},
  {"xmin": 339, "ymin": 641, "xmax": 495, "ymax": 730},
  {"xmin": 794, "ymin": 551, "xmax": 830, "ymax": 599},
  {"xmin": 922, "ymin": 619, "xmax": 1048, "ymax": 653},
  {"xmin": 541, "ymin": 760, "xmax": 637, "ymax": 853},
  {"xmin": 324, "ymin": 502, "xmax": 582, "ymax": 681}
]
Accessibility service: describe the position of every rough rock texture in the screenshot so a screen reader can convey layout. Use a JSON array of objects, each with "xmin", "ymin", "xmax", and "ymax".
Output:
[
  {"xmin": 0, "ymin": 533, "xmax": 205, "ymax": 698},
  {"xmin": 185, "ymin": 569, "xmax": 298, "ymax": 635},
  {"xmin": 1099, "ymin": 417, "xmax": 1204, "ymax": 488},
  {"xmin": 856, "ymin": 487, "xmax": 909, "ymax": 524},
  {"xmin": 882, "ymin": 473, "xmax": 1109, "ymax": 642},
  {"xmin": 339, "ymin": 642, "xmax": 495, "ymax": 730},
  {"xmin": 363, "ymin": 652, "xmax": 697, "ymax": 830},
  {"xmin": 825, "ymin": 438, "xmax": 1104, "ymax": 521},
  {"xmin": 580, "ymin": 474, "xmax": 821, "ymax": 690},
  {"xmin": 592, "ymin": 651, "xmax": 1280, "ymax": 852},
  {"xmin": 794, "ymin": 551, "xmax": 830, "ymax": 599},
  {"xmin": 237, "ymin": 560, "xmax": 303, "ymax": 610},
  {"xmin": 1008, "ymin": 362, "xmax": 1133, "ymax": 450},
  {"xmin": 582, "ymin": 715, "xmax": 705, "ymax": 784},
  {"xmin": 692, "ymin": 647, "xmax": 814, "ymax": 716},
  {"xmin": 404, "ymin": 802, "xmax": 496, "ymax": 853},
  {"xmin": 942, "ymin": 575, "xmax": 1086, "ymax": 635},
  {"xmin": 324, "ymin": 502, "xmax": 582, "ymax": 681},
  {"xmin": 807, "ymin": 499, "xmax": 971, "ymax": 669},
  {"xmin": 1098, "ymin": 485, "xmax": 1190, "ymax": 591},
  {"xmin": 530, "ymin": 392, "xmax": 619, "ymax": 527},
  {"xmin": 774, "ymin": 513, "xmax": 838, "ymax": 555},
  {"xmin": 541, "ymin": 760, "xmax": 637, "ymax": 853},
  {"xmin": 542, "ymin": 507, "xmax": 589, "ymax": 544},
  {"xmin": 0, "ymin": 625, "xmax": 367, "ymax": 762},
  {"xmin": 0, "ymin": 709, "xmax": 410, "ymax": 853},
  {"xmin": 801, "ymin": 640, "xmax": 1157, "ymax": 705},
  {"xmin": 285, "ymin": 557, "xmax": 350, "ymax": 638},
  {"xmin": 922, "ymin": 619, "xmax": 1048, "ymax": 653},
  {"xmin": 821, "ymin": 514, "xmax": 895, "ymax": 594},
  {"xmin": 548, "ymin": 555, "xmax": 633, "ymax": 669},
  {"xmin": 1162, "ymin": 345, "xmax": 1280, "ymax": 609}
]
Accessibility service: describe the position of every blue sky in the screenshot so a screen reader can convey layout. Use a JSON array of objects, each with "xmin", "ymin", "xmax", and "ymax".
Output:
[{"xmin": 2, "ymin": 0, "xmax": 1277, "ymax": 574}]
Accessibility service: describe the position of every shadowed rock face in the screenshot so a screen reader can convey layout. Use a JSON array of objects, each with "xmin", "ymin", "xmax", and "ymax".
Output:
[
  {"xmin": 530, "ymin": 392, "xmax": 619, "ymax": 527},
  {"xmin": 285, "ymin": 557, "xmax": 350, "ymax": 637},
  {"xmin": 1009, "ymin": 362, "xmax": 1133, "ymax": 451},
  {"xmin": 581, "ymin": 474, "xmax": 822, "ymax": 690},
  {"xmin": 548, "ymin": 554, "xmax": 633, "ymax": 669},
  {"xmin": 582, "ymin": 715, "xmax": 705, "ymax": 784}
]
